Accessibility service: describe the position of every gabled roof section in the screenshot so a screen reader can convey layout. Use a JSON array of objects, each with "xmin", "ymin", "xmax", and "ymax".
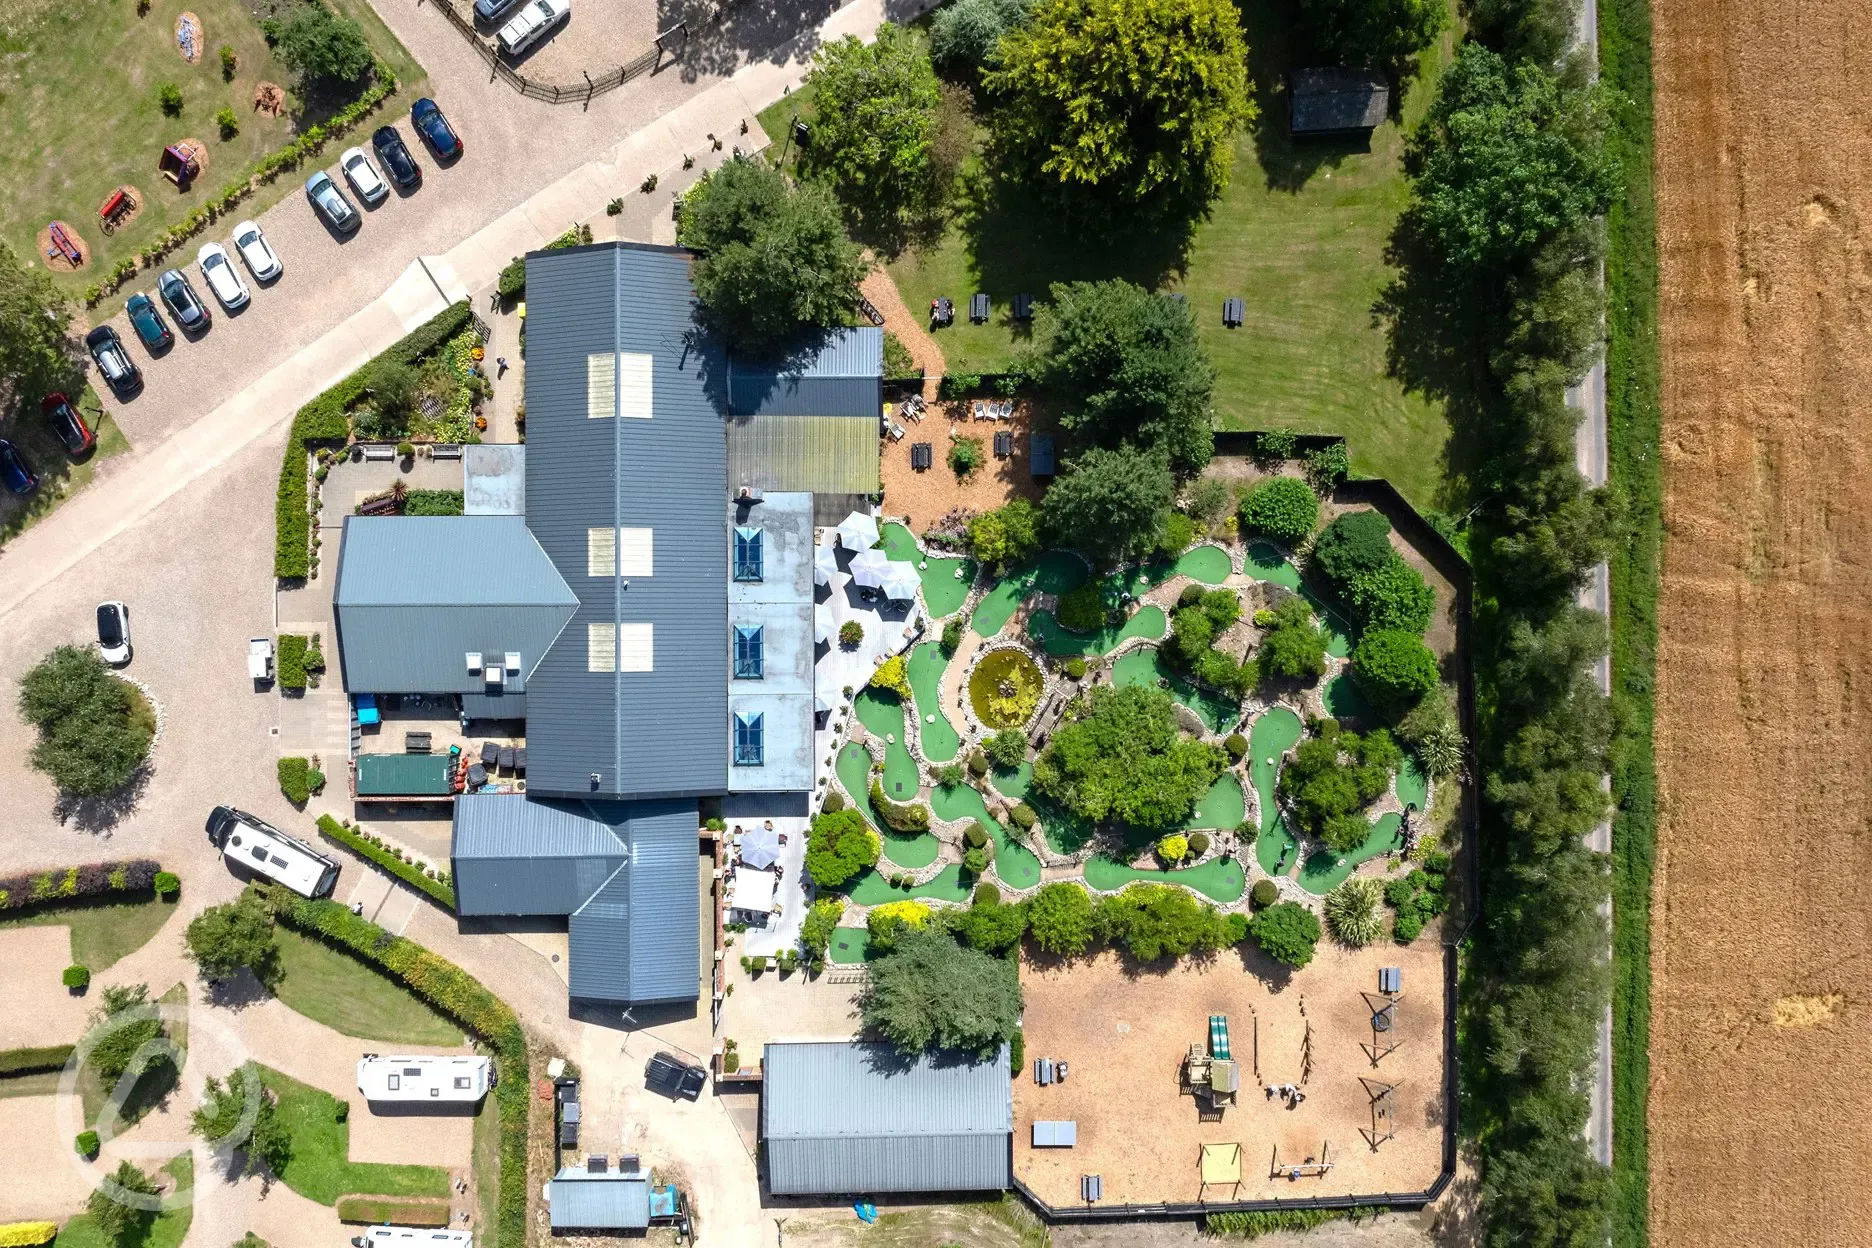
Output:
[
  {"xmin": 727, "ymin": 327, "xmax": 883, "ymax": 418},
  {"xmin": 521, "ymin": 242, "xmax": 729, "ymax": 800},
  {"xmin": 332, "ymin": 516, "xmax": 576, "ymax": 693},
  {"xmin": 1289, "ymin": 68, "xmax": 1390, "ymax": 134}
]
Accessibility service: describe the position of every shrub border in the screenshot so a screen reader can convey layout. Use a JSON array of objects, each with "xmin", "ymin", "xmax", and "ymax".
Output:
[
  {"xmin": 316, "ymin": 815, "xmax": 457, "ymax": 911},
  {"xmin": 0, "ymin": 1045, "xmax": 77, "ymax": 1077},
  {"xmin": 0, "ymin": 860, "xmax": 162, "ymax": 913}
]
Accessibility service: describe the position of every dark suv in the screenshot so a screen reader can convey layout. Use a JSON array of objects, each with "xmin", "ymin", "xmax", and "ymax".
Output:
[{"xmin": 644, "ymin": 1051, "xmax": 706, "ymax": 1101}]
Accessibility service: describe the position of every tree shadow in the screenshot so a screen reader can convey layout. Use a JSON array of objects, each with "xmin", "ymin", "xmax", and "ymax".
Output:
[
  {"xmin": 663, "ymin": 0, "xmax": 838, "ymax": 83},
  {"xmin": 54, "ymin": 765, "xmax": 153, "ymax": 834},
  {"xmin": 1239, "ymin": 0, "xmax": 1373, "ymax": 193}
]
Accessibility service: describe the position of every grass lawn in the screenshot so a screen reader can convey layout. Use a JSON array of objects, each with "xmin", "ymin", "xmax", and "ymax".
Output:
[
  {"xmin": 471, "ymin": 1093, "xmax": 500, "ymax": 1235},
  {"xmin": 0, "ymin": 386, "xmax": 132, "ymax": 543},
  {"xmin": 0, "ymin": 892, "xmax": 176, "ymax": 970},
  {"xmin": 272, "ymin": 927, "xmax": 464, "ymax": 1046},
  {"xmin": 257, "ymin": 1063, "xmax": 451, "ymax": 1204},
  {"xmin": 0, "ymin": 0, "xmax": 425, "ymax": 313},
  {"xmin": 52, "ymin": 1151, "xmax": 193, "ymax": 1248},
  {"xmin": 761, "ymin": 2, "xmax": 1458, "ymax": 507}
]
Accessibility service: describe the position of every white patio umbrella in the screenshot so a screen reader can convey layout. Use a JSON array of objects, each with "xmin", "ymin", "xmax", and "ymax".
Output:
[
  {"xmin": 837, "ymin": 510, "xmax": 880, "ymax": 551},
  {"xmin": 813, "ymin": 544, "xmax": 840, "ymax": 586},
  {"xmin": 741, "ymin": 823, "xmax": 782, "ymax": 870},
  {"xmin": 850, "ymin": 548, "xmax": 892, "ymax": 589},
  {"xmin": 881, "ymin": 562, "xmax": 921, "ymax": 602},
  {"xmin": 815, "ymin": 604, "xmax": 834, "ymax": 644}
]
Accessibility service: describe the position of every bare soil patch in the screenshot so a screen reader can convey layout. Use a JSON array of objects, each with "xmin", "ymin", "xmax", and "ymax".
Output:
[
  {"xmin": 1015, "ymin": 942, "xmax": 1445, "ymax": 1209},
  {"xmin": 1649, "ymin": 2, "xmax": 1872, "ymax": 1243},
  {"xmin": 35, "ymin": 221, "xmax": 90, "ymax": 271},
  {"xmin": 175, "ymin": 12, "xmax": 203, "ymax": 61},
  {"xmin": 0, "ymin": 926, "xmax": 91, "ymax": 1050}
]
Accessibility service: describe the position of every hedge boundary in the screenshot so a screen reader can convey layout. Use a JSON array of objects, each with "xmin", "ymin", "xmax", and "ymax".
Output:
[
  {"xmin": 0, "ymin": 1046, "xmax": 76, "ymax": 1077},
  {"xmin": 262, "ymin": 889, "xmax": 525, "ymax": 1248},
  {"xmin": 1602, "ymin": 0, "xmax": 1662, "ymax": 1239},
  {"xmin": 336, "ymin": 1198, "xmax": 450, "ymax": 1227},
  {"xmin": 0, "ymin": 1224, "xmax": 57, "ymax": 1248},
  {"xmin": 0, "ymin": 860, "xmax": 161, "ymax": 913},
  {"xmin": 276, "ymin": 301, "xmax": 474, "ymax": 579},
  {"xmin": 316, "ymin": 816, "xmax": 456, "ymax": 911}
]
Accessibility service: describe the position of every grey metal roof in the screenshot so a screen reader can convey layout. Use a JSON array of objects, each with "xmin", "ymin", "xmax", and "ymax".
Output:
[
  {"xmin": 727, "ymin": 328, "xmax": 883, "ymax": 418},
  {"xmin": 727, "ymin": 492, "xmax": 815, "ymax": 793},
  {"xmin": 726, "ymin": 414, "xmax": 881, "ymax": 495},
  {"xmin": 761, "ymin": 1041, "xmax": 1012, "ymax": 1195},
  {"xmin": 522, "ymin": 242, "xmax": 728, "ymax": 801},
  {"xmin": 333, "ymin": 516, "xmax": 576, "ymax": 693},
  {"xmin": 452, "ymin": 794, "xmax": 698, "ymax": 1004},
  {"xmin": 548, "ymin": 1168, "xmax": 649, "ymax": 1230},
  {"xmin": 1288, "ymin": 68, "xmax": 1389, "ymax": 134},
  {"xmin": 464, "ymin": 444, "xmax": 527, "ymax": 516},
  {"xmin": 460, "ymin": 691, "xmax": 526, "ymax": 720}
]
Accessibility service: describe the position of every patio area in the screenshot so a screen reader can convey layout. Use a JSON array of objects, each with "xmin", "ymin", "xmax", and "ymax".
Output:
[
  {"xmin": 722, "ymin": 813, "xmax": 810, "ymax": 959},
  {"xmin": 879, "ymin": 397, "xmax": 1048, "ymax": 532}
]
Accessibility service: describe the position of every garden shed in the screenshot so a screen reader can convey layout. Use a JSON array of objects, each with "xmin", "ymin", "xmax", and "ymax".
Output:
[{"xmin": 1288, "ymin": 68, "xmax": 1390, "ymax": 137}]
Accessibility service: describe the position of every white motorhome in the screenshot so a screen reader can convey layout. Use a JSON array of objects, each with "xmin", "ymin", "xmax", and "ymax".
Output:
[
  {"xmin": 205, "ymin": 805, "xmax": 339, "ymax": 898},
  {"xmin": 356, "ymin": 1055, "xmax": 494, "ymax": 1104},
  {"xmin": 351, "ymin": 1229, "xmax": 473, "ymax": 1248}
]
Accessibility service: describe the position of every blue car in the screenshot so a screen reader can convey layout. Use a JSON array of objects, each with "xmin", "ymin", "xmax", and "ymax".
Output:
[
  {"xmin": 410, "ymin": 98, "xmax": 462, "ymax": 162},
  {"xmin": 125, "ymin": 293, "xmax": 174, "ymax": 352},
  {"xmin": 0, "ymin": 440, "xmax": 38, "ymax": 496}
]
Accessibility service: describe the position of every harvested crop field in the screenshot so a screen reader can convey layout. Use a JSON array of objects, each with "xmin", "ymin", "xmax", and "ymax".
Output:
[
  {"xmin": 1649, "ymin": 2, "xmax": 1872, "ymax": 1244},
  {"xmin": 1015, "ymin": 942, "xmax": 1445, "ymax": 1209}
]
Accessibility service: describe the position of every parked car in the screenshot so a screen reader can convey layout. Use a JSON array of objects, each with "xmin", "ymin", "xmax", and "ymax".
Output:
[
  {"xmin": 0, "ymin": 440, "xmax": 37, "ymax": 496},
  {"xmin": 410, "ymin": 98, "xmax": 462, "ymax": 161},
  {"xmin": 125, "ymin": 293, "xmax": 174, "ymax": 352},
  {"xmin": 158, "ymin": 268, "xmax": 211, "ymax": 332},
  {"xmin": 643, "ymin": 1051, "xmax": 706, "ymax": 1101},
  {"xmin": 306, "ymin": 171, "xmax": 361, "ymax": 234},
  {"xmin": 41, "ymin": 394, "xmax": 95, "ymax": 457},
  {"xmin": 96, "ymin": 601, "xmax": 130, "ymax": 665},
  {"xmin": 339, "ymin": 147, "xmax": 389, "ymax": 207},
  {"xmin": 197, "ymin": 242, "xmax": 250, "ymax": 310},
  {"xmin": 371, "ymin": 126, "xmax": 422, "ymax": 190},
  {"xmin": 474, "ymin": 0, "xmax": 526, "ymax": 22},
  {"xmin": 497, "ymin": 0, "xmax": 569, "ymax": 57},
  {"xmin": 85, "ymin": 325, "xmax": 143, "ymax": 395},
  {"xmin": 231, "ymin": 220, "xmax": 282, "ymax": 282}
]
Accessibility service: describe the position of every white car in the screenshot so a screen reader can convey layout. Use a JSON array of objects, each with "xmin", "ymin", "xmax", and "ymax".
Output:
[
  {"xmin": 231, "ymin": 220, "xmax": 282, "ymax": 282},
  {"xmin": 196, "ymin": 242, "xmax": 249, "ymax": 310},
  {"xmin": 96, "ymin": 601, "xmax": 131, "ymax": 666},
  {"xmin": 497, "ymin": 0, "xmax": 568, "ymax": 57},
  {"xmin": 339, "ymin": 147, "xmax": 389, "ymax": 206}
]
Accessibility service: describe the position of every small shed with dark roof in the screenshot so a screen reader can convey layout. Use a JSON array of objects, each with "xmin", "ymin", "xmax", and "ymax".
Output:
[{"xmin": 1288, "ymin": 68, "xmax": 1390, "ymax": 136}]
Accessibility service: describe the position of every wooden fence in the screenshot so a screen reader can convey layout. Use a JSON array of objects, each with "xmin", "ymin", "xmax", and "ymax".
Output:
[{"xmin": 426, "ymin": 0, "xmax": 686, "ymax": 107}]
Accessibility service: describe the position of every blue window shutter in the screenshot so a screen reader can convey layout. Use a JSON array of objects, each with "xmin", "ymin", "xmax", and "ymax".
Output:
[
  {"xmin": 734, "ymin": 711, "xmax": 764, "ymax": 765},
  {"xmin": 733, "ymin": 625, "xmax": 763, "ymax": 679},
  {"xmin": 733, "ymin": 527, "xmax": 764, "ymax": 581}
]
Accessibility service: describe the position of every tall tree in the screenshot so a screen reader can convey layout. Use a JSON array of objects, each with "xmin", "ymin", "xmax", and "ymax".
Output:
[
  {"xmin": 985, "ymin": 0, "xmax": 1253, "ymax": 223},
  {"xmin": 275, "ymin": 5, "xmax": 374, "ymax": 91},
  {"xmin": 185, "ymin": 896, "xmax": 281, "ymax": 986},
  {"xmin": 87, "ymin": 1161, "xmax": 159, "ymax": 1245},
  {"xmin": 860, "ymin": 926, "xmax": 1023, "ymax": 1056},
  {"xmin": 799, "ymin": 25, "xmax": 941, "ymax": 237},
  {"xmin": 1032, "ymin": 280, "xmax": 1215, "ymax": 470},
  {"xmin": 930, "ymin": 0, "xmax": 1031, "ymax": 72},
  {"xmin": 677, "ymin": 159, "xmax": 867, "ymax": 357},
  {"xmin": 192, "ymin": 1064, "xmax": 291, "ymax": 1177},
  {"xmin": 18, "ymin": 645, "xmax": 152, "ymax": 796},
  {"xmin": 0, "ymin": 241, "xmax": 75, "ymax": 413},
  {"xmin": 1041, "ymin": 446, "xmax": 1174, "ymax": 563},
  {"xmin": 1296, "ymin": 0, "xmax": 1444, "ymax": 72},
  {"xmin": 1033, "ymin": 684, "xmax": 1225, "ymax": 828}
]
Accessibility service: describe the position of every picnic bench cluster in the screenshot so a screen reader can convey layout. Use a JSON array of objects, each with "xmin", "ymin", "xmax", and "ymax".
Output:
[{"xmin": 930, "ymin": 293, "xmax": 1038, "ymax": 326}]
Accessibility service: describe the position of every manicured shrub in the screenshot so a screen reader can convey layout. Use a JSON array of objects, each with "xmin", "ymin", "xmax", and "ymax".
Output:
[
  {"xmin": 1250, "ymin": 878, "xmax": 1278, "ymax": 909},
  {"xmin": 1323, "ymin": 877, "xmax": 1385, "ymax": 946},
  {"xmin": 1157, "ymin": 834, "xmax": 1188, "ymax": 863},
  {"xmin": 973, "ymin": 882, "xmax": 1001, "ymax": 907},
  {"xmin": 317, "ymin": 816, "xmax": 457, "ymax": 909},
  {"xmin": 869, "ymin": 655, "xmax": 911, "ymax": 699},
  {"xmin": 1187, "ymin": 831, "xmax": 1210, "ymax": 857},
  {"xmin": 1257, "ymin": 427, "xmax": 1298, "ymax": 461},
  {"xmin": 154, "ymin": 871, "xmax": 180, "ymax": 898},
  {"xmin": 1249, "ymin": 901, "xmax": 1321, "ymax": 968},
  {"xmin": 63, "ymin": 965, "xmax": 90, "ymax": 990},
  {"xmin": 277, "ymin": 757, "xmax": 312, "ymax": 805},
  {"xmin": 821, "ymin": 791, "xmax": 846, "ymax": 814},
  {"xmin": 277, "ymin": 634, "xmax": 310, "ymax": 690},
  {"xmin": 157, "ymin": 82, "xmax": 182, "ymax": 114},
  {"xmin": 839, "ymin": 620, "xmax": 864, "ymax": 647},
  {"xmin": 217, "ymin": 107, "xmax": 240, "ymax": 139},
  {"xmin": 1094, "ymin": 883, "xmax": 1231, "ymax": 961},
  {"xmin": 1156, "ymin": 512, "xmax": 1197, "ymax": 557},
  {"xmin": 967, "ymin": 749, "xmax": 989, "ymax": 777},
  {"xmin": 967, "ymin": 499, "xmax": 1041, "ymax": 571},
  {"xmin": 800, "ymin": 897, "xmax": 846, "ymax": 958},
  {"xmin": 1008, "ymin": 802, "xmax": 1036, "ymax": 830},
  {"xmin": 0, "ymin": 1045, "xmax": 75, "ymax": 1076},
  {"xmin": 1256, "ymin": 596, "xmax": 1330, "ymax": 684},
  {"xmin": 1027, "ymin": 881, "xmax": 1095, "ymax": 955},
  {"xmin": 949, "ymin": 435, "xmax": 984, "ymax": 476},
  {"xmin": 1347, "ymin": 556, "xmax": 1435, "ymax": 634},
  {"xmin": 19, "ymin": 646, "xmax": 154, "ymax": 796},
  {"xmin": 219, "ymin": 44, "xmax": 237, "ymax": 77},
  {"xmin": 806, "ymin": 808, "xmax": 882, "ymax": 888},
  {"xmin": 1063, "ymin": 657, "xmax": 1087, "ymax": 680},
  {"xmin": 941, "ymin": 617, "xmax": 965, "ymax": 654},
  {"xmin": 0, "ymin": 859, "xmax": 160, "ymax": 913},
  {"xmin": 955, "ymin": 892, "xmax": 1028, "ymax": 953},
  {"xmin": 1311, "ymin": 510, "xmax": 1393, "ymax": 587},
  {"xmin": 1392, "ymin": 908, "xmax": 1425, "ymax": 943},
  {"xmin": 186, "ymin": 895, "xmax": 280, "ymax": 984},
  {"xmin": 74, "ymin": 1132, "xmax": 99, "ymax": 1158},
  {"xmin": 1239, "ymin": 477, "xmax": 1319, "ymax": 545},
  {"xmin": 1224, "ymin": 733, "xmax": 1248, "ymax": 762},
  {"xmin": 963, "ymin": 821, "xmax": 990, "ymax": 849},
  {"xmin": 867, "ymin": 899, "xmax": 932, "ymax": 952},
  {"xmin": 962, "ymin": 845, "xmax": 990, "ymax": 875},
  {"xmin": 870, "ymin": 780, "xmax": 932, "ymax": 833},
  {"xmin": 984, "ymin": 728, "xmax": 1027, "ymax": 769},
  {"xmin": 1399, "ymin": 691, "xmax": 1466, "ymax": 778},
  {"xmin": 1055, "ymin": 584, "xmax": 1106, "ymax": 632},
  {"xmin": 1353, "ymin": 629, "xmax": 1442, "ymax": 715}
]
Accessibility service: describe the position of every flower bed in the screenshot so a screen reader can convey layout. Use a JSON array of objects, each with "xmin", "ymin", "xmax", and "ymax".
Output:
[
  {"xmin": 0, "ymin": 859, "xmax": 160, "ymax": 912},
  {"xmin": 968, "ymin": 647, "xmax": 1044, "ymax": 729}
]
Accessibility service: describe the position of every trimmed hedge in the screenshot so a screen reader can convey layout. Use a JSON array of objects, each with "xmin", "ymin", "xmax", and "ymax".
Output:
[
  {"xmin": 316, "ymin": 816, "xmax": 456, "ymax": 910},
  {"xmin": 277, "ymin": 635, "xmax": 310, "ymax": 691},
  {"xmin": 868, "ymin": 779, "xmax": 930, "ymax": 833},
  {"xmin": 62, "ymin": 965, "xmax": 90, "ymax": 989},
  {"xmin": 0, "ymin": 859, "xmax": 160, "ymax": 912},
  {"xmin": 336, "ymin": 1199, "xmax": 450, "ymax": 1227},
  {"xmin": 0, "ymin": 1224, "xmax": 57, "ymax": 1248},
  {"xmin": 278, "ymin": 757, "xmax": 312, "ymax": 805},
  {"xmin": 0, "ymin": 1045, "xmax": 76, "ymax": 1077},
  {"xmin": 277, "ymin": 301, "xmax": 474, "ymax": 579},
  {"xmin": 262, "ymin": 889, "xmax": 526, "ymax": 1248}
]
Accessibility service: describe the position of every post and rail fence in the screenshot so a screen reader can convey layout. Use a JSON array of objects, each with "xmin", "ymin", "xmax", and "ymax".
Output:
[{"xmin": 423, "ymin": 0, "xmax": 688, "ymax": 108}]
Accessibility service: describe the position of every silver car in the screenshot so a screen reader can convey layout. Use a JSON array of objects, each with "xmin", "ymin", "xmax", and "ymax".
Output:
[{"xmin": 306, "ymin": 171, "xmax": 360, "ymax": 234}]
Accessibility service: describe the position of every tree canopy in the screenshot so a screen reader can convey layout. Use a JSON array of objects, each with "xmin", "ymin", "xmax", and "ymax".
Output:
[
  {"xmin": 1296, "ymin": 0, "xmax": 1445, "ymax": 72},
  {"xmin": 1027, "ymin": 880, "xmax": 1096, "ymax": 955},
  {"xmin": 677, "ymin": 159, "xmax": 867, "ymax": 356},
  {"xmin": 18, "ymin": 645, "xmax": 153, "ymax": 796},
  {"xmin": 1238, "ymin": 477, "xmax": 1320, "ymax": 546},
  {"xmin": 1249, "ymin": 900, "xmax": 1321, "ymax": 968},
  {"xmin": 1033, "ymin": 684, "xmax": 1225, "ymax": 828},
  {"xmin": 931, "ymin": 0, "xmax": 1031, "ymax": 72},
  {"xmin": 1041, "ymin": 446, "xmax": 1174, "ymax": 563},
  {"xmin": 1311, "ymin": 510, "xmax": 1394, "ymax": 586},
  {"xmin": 967, "ymin": 498, "xmax": 1041, "ymax": 571},
  {"xmin": 1352, "ymin": 628, "xmax": 1441, "ymax": 714},
  {"xmin": 0, "ymin": 242, "xmax": 75, "ymax": 413},
  {"xmin": 275, "ymin": 4, "xmax": 374, "ymax": 90},
  {"xmin": 804, "ymin": 807, "xmax": 881, "ymax": 888},
  {"xmin": 87, "ymin": 984, "xmax": 171, "ymax": 1084},
  {"xmin": 185, "ymin": 896, "xmax": 281, "ymax": 985},
  {"xmin": 1256, "ymin": 596, "xmax": 1329, "ymax": 684},
  {"xmin": 1031, "ymin": 280, "xmax": 1216, "ymax": 470},
  {"xmin": 192, "ymin": 1063, "xmax": 291, "ymax": 1177},
  {"xmin": 985, "ymin": 0, "xmax": 1253, "ymax": 223},
  {"xmin": 799, "ymin": 26, "xmax": 941, "ymax": 237},
  {"xmin": 1277, "ymin": 721, "xmax": 1402, "ymax": 851},
  {"xmin": 88, "ymin": 1161, "xmax": 159, "ymax": 1244},
  {"xmin": 860, "ymin": 925, "xmax": 1023, "ymax": 1057},
  {"xmin": 1093, "ymin": 883, "xmax": 1230, "ymax": 961}
]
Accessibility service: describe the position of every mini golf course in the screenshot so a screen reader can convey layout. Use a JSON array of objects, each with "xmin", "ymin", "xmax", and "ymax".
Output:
[
  {"xmin": 906, "ymin": 642, "xmax": 960, "ymax": 762},
  {"xmin": 842, "ymin": 862, "xmax": 972, "ymax": 905},
  {"xmin": 1173, "ymin": 544, "xmax": 1233, "ymax": 585},
  {"xmin": 930, "ymin": 781, "xmax": 1043, "ymax": 890},
  {"xmin": 852, "ymin": 690, "xmax": 921, "ymax": 797},
  {"xmin": 880, "ymin": 522, "xmax": 973, "ymax": 617},
  {"xmin": 1111, "ymin": 648, "xmax": 1241, "ymax": 732},
  {"xmin": 1026, "ymin": 603, "xmax": 1167, "ymax": 657},
  {"xmin": 835, "ymin": 741, "xmax": 941, "ymax": 869},
  {"xmin": 1249, "ymin": 706, "xmax": 1304, "ymax": 875},
  {"xmin": 1323, "ymin": 673, "xmax": 1377, "ymax": 723},
  {"xmin": 1296, "ymin": 812, "xmax": 1403, "ymax": 894},
  {"xmin": 970, "ymin": 551, "xmax": 1088, "ymax": 637},
  {"xmin": 1243, "ymin": 541, "xmax": 1353, "ymax": 657},
  {"xmin": 1082, "ymin": 851, "xmax": 1246, "ymax": 902}
]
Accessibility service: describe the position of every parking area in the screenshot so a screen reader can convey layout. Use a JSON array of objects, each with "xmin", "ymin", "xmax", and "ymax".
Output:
[{"xmin": 474, "ymin": 0, "xmax": 663, "ymax": 85}]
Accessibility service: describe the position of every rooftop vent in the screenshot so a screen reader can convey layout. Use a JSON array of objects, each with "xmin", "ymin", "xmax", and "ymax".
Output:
[
  {"xmin": 503, "ymin": 651, "xmax": 521, "ymax": 673},
  {"xmin": 466, "ymin": 651, "xmax": 483, "ymax": 674}
]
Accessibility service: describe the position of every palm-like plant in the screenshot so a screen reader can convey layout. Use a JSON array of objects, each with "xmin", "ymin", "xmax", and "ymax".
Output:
[{"xmin": 1324, "ymin": 877, "xmax": 1384, "ymax": 947}]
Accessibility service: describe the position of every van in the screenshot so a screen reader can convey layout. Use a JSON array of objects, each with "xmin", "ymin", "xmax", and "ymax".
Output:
[{"xmin": 205, "ymin": 806, "xmax": 340, "ymax": 898}]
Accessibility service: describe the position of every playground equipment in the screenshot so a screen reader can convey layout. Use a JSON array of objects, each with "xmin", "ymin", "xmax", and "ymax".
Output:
[
  {"xmin": 159, "ymin": 143, "xmax": 201, "ymax": 189},
  {"xmin": 1182, "ymin": 1014, "xmax": 1240, "ymax": 1120},
  {"xmin": 45, "ymin": 222, "xmax": 82, "ymax": 267},
  {"xmin": 1270, "ymin": 1140, "xmax": 1333, "ymax": 1181},
  {"xmin": 1362, "ymin": 990, "xmax": 1404, "ymax": 1065},
  {"xmin": 1198, "ymin": 1142, "xmax": 1243, "ymax": 1199},
  {"xmin": 1360, "ymin": 1077, "xmax": 1400, "ymax": 1150},
  {"xmin": 98, "ymin": 188, "xmax": 138, "ymax": 234}
]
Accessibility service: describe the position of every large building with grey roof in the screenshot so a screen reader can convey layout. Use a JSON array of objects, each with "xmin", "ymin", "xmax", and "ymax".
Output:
[{"xmin": 326, "ymin": 240, "xmax": 881, "ymax": 1010}]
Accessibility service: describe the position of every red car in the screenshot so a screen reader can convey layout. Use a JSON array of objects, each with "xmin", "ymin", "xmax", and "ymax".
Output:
[{"xmin": 41, "ymin": 393, "xmax": 95, "ymax": 456}]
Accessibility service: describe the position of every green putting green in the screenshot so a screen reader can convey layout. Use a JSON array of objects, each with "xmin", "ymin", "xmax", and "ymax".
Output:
[
  {"xmin": 1110, "ymin": 648, "xmax": 1241, "ymax": 732},
  {"xmin": 827, "ymin": 927, "xmax": 871, "ymax": 964},
  {"xmin": 835, "ymin": 741, "xmax": 940, "ymax": 869},
  {"xmin": 992, "ymin": 762, "xmax": 1034, "ymax": 801},
  {"xmin": 1026, "ymin": 603, "xmax": 1168, "ymax": 656},
  {"xmin": 970, "ymin": 551, "xmax": 1088, "ymax": 637},
  {"xmin": 880, "ymin": 522, "xmax": 973, "ymax": 618},
  {"xmin": 1323, "ymin": 673, "xmax": 1377, "ymax": 724},
  {"xmin": 842, "ymin": 863, "xmax": 973, "ymax": 905},
  {"xmin": 906, "ymin": 642, "xmax": 961, "ymax": 762},
  {"xmin": 1182, "ymin": 772, "xmax": 1246, "ymax": 831},
  {"xmin": 1396, "ymin": 754, "xmax": 1429, "ymax": 811},
  {"xmin": 1249, "ymin": 706, "xmax": 1304, "ymax": 875},
  {"xmin": 1244, "ymin": 541, "xmax": 1302, "ymax": 588},
  {"xmin": 930, "ymin": 782, "xmax": 1043, "ymax": 890},
  {"xmin": 1245, "ymin": 541, "xmax": 1353, "ymax": 656},
  {"xmin": 1296, "ymin": 812, "xmax": 1403, "ymax": 894},
  {"xmin": 1082, "ymin": 853, "xmax": 1246, "ymax": 902},
  {"xmin": 853, "ymin": 690, "xmax": 921, "ymax": 796},
  {"xmin": 1174, "ymin": 544, "xmax": 1233, "ymax": 585}
]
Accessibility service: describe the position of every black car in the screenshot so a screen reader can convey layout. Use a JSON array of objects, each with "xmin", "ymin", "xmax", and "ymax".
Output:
[
  {"xmin": 410, "ymin": 98, "xmax": 462, "ymax": 162},
  {"xmin": 644, "ymin": 1051, "xmax": 706, "ymax": 1101},
  {"xmin": 158, "ymin": 269, "xmax": 211, "ymax": 333},
  {"xmin": 371, "ymin": 125, "xmax": 422, "ymax": 189},
  {"xmin": 125, "ymin": 293, "xmax": 174, "ymax": 352},
  {"xmin": 85, "ymin": 325, "xmax": 142, "ymax": 395},
  {"xmin": 473, "ymin": 0, "xmax": 525, "ymax": 23},
  {"xmin": 0, "ymin": 440, "xmax": 37, "ymax": 496}
]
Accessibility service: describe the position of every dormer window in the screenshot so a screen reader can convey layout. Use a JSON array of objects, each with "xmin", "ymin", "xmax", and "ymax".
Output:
[
  {"xmin": 733, "ymin": 527, "xmax": 763, "ymax": 581},
  {"xmin": 733, "ymin": 625, "xmax": 763, "ymax": 679}
]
